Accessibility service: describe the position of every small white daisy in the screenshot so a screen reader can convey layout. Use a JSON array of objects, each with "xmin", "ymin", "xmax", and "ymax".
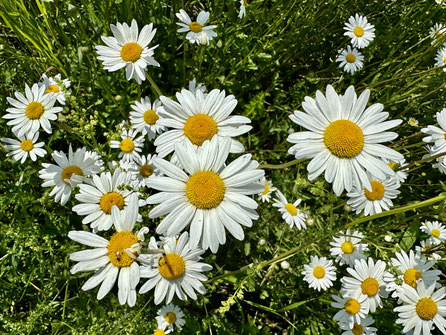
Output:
[
  {"xmin": 421, "ymin": 221, "xmax": 446, "ymax": 245},
  {"xmin": 39, "ymin": 146, "xmax": 102, "ymax": 206},
  {"xmin": 385, "ymin": 158, "xmax": 408, "ymax": 183},
  {"xmin": 186, "ymin": 78, "xmax": 206, "ymax": 94},
  {"xmin": 435, "ymin": 47, "xmax": 446, "ymax": 72},
  {"xmin": 408, "ymin": 117, "xmax": 419, "ymax": 127},
  {"xmin": 302, "ymin": 256, "xmax": 337, "ymax": 291},
  {"xmin": 430, "ymin": 148, "xmax": 446, "ymax": 174},
  {"xmin": 139, "ymin": 231, "xmax": 213, "ymax": 304},
  {"xmin": 336, "ymin": 45, "xmax": 364, "ymax": 74},
  {"xmin": 430, "ymin": 23, "xmax": 446, "ymax": 43},
  {"xmin": 95, "ymin": 19, "xmax": 160, "ymax": 84},
  {"xmin": 110, "ymin": 129, "xmax": 144, "ymax": 163},
  {"xmin": 343, "ymin": 14, "xmax": 375, "ymax": 49},
  {"xmin": 422, "ymin": 108, "xmax": 446, "ymax": 154},
  {"xmin": 272, "ymin": 190, "xmax": 307, "ymax": 230},
  {"xmin": 415, "ymin": 239, "xmax": 442, "ymax": 261},
  {"xmin": 329, "ymin": 230, "xmax": 369, "ymax": 266},
  {"xmin": 128, "ymin": 154, "xmax": 160, "ymax": 190},
  {"xmin": 2, "ymin": 131, "xmax": 46, "ymax": 163},
  {"xmin": 257, "ymin": 177, "xmax": 277, "ymax": 202},
  {"xmin": 176, "ymin": 10, "xmax": 217, "ymax": 45},
  {"xmin": 332, "ymin": 294, "xmax": 368, "ymax": 328},
  {"xmin": 152, "ymin": 325, "xmax": 172, "ymax": 335},
  {"xmin": 156, "ymin": 304, "xmax": 185, "ymax": 331},
  {"xmin": 3, "ymin": 83, "xmax": 63, "ymax": 137},
  {"xmin": 339, "ymin": 316, "xmax": 377, "ymax": 335},
  {"xmin": 129, "ymin": 97, "xmax": 165, "ymax": 140},
  {"xmin": 39, "ymin": 73, "xmax": 71, "ymax": 105},
  {"xmin": 239, "ymin": 0, "xmax": 247, "ymax": 19}
]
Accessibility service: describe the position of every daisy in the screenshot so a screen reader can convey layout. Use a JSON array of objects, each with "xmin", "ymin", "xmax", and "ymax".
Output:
[
  {"xmin": 129, "ymin": 97, "xmax": 165, "ymax": 140},
  {"xmin": 3, "ymin": 83, "xmax": 63, "ymax": 137},
  {"xmin": 302, "ymin": 256, "xmax": 337, "ymax": 291},
  {"xmin": 257, "ymin": 177, "xmax": 277, "ymax": 202},
  {"xmin": 339, "ymin": 316, "xmax": 377, "ymax": 335},
  {"xmin": 128, "ymin": 154, "xmax": 160, "ymax": 190},
  {"xmin": 343, "ymin": 14, "xmax": 375, "ymax": 49},
  {"xmin": 421, "ymin": 221, "xmax": 446, "ymax": 245},
  {"xmin": 39, "ymin": 73, "xmax": 71, "ymax": 105},
  {"xmin": 155, "ymin": 88, "xmax": 251, "ymax": 157},
  {"xmin": 110, "ymin": 129, "xmax": 144, "ymax": 163},
  {"xmin": 422, "ymin": 108, "xmax": 446, "ymax": 154},
  {"xmin": 430, "ymin": 23, "xmax": 446, "ymax": 42},
  {"xmin": 139, "ymin": 232, "xmax": 213, "ymax": 304},
  {"xmin": 431, "ymin": 148, "xmax": 446, "ymax": 174},
  {"xmin": 239, "ymin": 0, "xmax": 247, "ymax": 19},
  {"xmin": 408, "ymin": 117, "xmax": 419, "ymax": 127},
  {"xmin": 329, "ymin": 230, "xmax": 369, "ymax": 266},
  {"xmin": 346, "ymin": 174, "xmax": 400, "ymax": 216},
  {"xmin": 147, "ymin": 137, "xmax": 264, "ymax": 253},
  {"xmin": 186, "ymin": 78, "xmax": 206, "ymax": 94},
  {"xmin": 39, "ymin": 146, "xmax": 102, "ymax": 206},
  {"xmin": 385, "ymin": 158, "xmax": 408, "ymax": 183},
  {"xmin": 95, "ymin": 19, "xmax": 159, "ymax": 84},
  {"xmin": 176, "ymin": 9, "xmax": 217, "ymax": 45},
  {"xmin": 336, "ymin": 45, "xmax": 364, "ymax": 74},
  {"xmin": 435, "ymin": 47, "xmax": 446, "ymax": 72},
  {"xmin": 415, "ymin": 239, "xmax": 442, "ymax": 261},
  {"xmin": 287, "ymin": 85, "xmax": 403, "ymax": 196},
  {"xmin": 272, "ymin": 190, "xmax": 307, "ymax": 230},
  {"xmin": 332, "ymin": 294, "xmax": 368, "ymax": 328},
  {"xmin": 72, "ymin": 168, "xmax": 141, "ymax": 231},
  {"xmin": 152, "ymin": 325, "xmax": 172, "ymax": 335},
  {"xmin": 68, "ymin": 195, "xmax": 148, "ymax": 307},
  {"xmin": 156, "ymin": 304, "xmax": 185, "ymax": 331},
  {"xmin": 2, "ymin": 131, "xmax": 46, "ymax": 163},
  {"xmin": 394, "ymin": 281, "xmax": 446, "ymax": 335}
]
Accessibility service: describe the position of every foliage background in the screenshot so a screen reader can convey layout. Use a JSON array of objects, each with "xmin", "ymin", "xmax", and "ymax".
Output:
[{"xmin": 0, "ymin": 0, "xmax": 445, "ymax": 334}]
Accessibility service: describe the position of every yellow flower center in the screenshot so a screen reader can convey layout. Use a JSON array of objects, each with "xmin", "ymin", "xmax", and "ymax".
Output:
[
  {"xmin": 285, "ymin": 203, "xmax": 298, "ymax": 216},
  {"xmin": 99, "ymin": 192, "xmax": 124, "ymax": 214},
  {"xmin": 25, "ymin": 102, "xmax": 44, "ymax": 120},
  {"xmin": 120, "ymin": 42, "xmax": 142, "ymax": 62},
  {"xmin": 364, "ymin": 181, "xmax": 385, "ymax": 201},
  {"xmin": 20, "ymin": 140, "xmax": 34, "ymax": 152},
  {"xmin": 189, "ymin": 21, "xmax": 203, "ymax": 33},
  {"xmin": 404, "ymin": 268, "xmax": 422, "ymax": 288},
  {"xmin": 313, "ymin": 266, "xmax": 325, "ymax": 279},
  {"xmin": 352, "ymin": 323, "xmax": 364, "ymax": 335},
  {"xmin": 416, "ymin": 298, "xmax": 438, "ymax": 320},
  {"xmin": 165, "ymin": 312, "xmax": 177, "ymax": 324},
  {"xmin": 120, "ymin": 138, "xmax": 135, "ymax": 153},
  {"xmin": 353, "ymin": 26, "xmax": 364, "ymax": 37},
  {"xmin": 344, "ymin": 299, "xmax": 360, "ymax": 315},
  {"xmin": 45, "ymin": 84, "xmax": 60, "ymax": 94},
  {"xmin": 61, "ymin": 165, "xmax": 83, "ymax": 185},
  {"xmin": 139, "ymin": 164, "xmax": 154, "ymax": 177},
  {"xmin": 346, "ymin": 53, "xmax": 356, "ymax": 63},
  {"xmin": 186, "ymin": 171, "xmax": 225, "ymax": 209},
  {"xmin": 361, "ymin": 278, "xmax": 379, "ymax": 297},
  {"xmin": 184, "ymin": 114, "xmax": 218, "ymax": 146},
  {"xmin": 262, "ymin": 184, "xmax": 270, "ymax": 195},
  {"xmin": 143, "ymin": 109, "xmax": 159, "ymax": 125},
  {"xmin": 443, "ymin": 56, "xmax": 446, "ymax": 63},
  {"xmin": 153, "ymin": 330, "xmax": 165, "ymax": 335},
  {"xmin": 431, "ymin": 229, "xmax": 440, "ymax": 238},
  {"xmin": 409, "ymin": 119, "xmax": 416, "ymax": 125},
  {"xmin": 107, "ymin": 231, "xmax": 138, "ymax": 267},
  {"xmin": 341, "ymin": 241, "xmax": 355, "ymax": 254},
  {"xmin": 158, "ymin": 254, "xmax": 186, "ymax": 280},
  {"xmin": 323, "ymin": 120, "xmax": 364, "ymax": 158},
  {"xmin": 387, "ymin": 162, "xmax": 395, "ymax": 169}
]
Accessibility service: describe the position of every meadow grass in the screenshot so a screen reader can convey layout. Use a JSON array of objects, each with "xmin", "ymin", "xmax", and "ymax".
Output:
[{"xmin": 0, "ymin": 0, "xmax": 446, "ymax": 334}]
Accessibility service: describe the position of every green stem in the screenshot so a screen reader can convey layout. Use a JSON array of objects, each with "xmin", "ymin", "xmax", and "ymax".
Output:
[
  {"xmin": 258, "ymin": 158, "xmax": 307, "ymax": 170},
  {"xmin": 145, "ymin": 72, "xmax": 162, "ymax": 97},
  {"xmin": 397, "ymin": 151, "xmax": 446, "ymax": 171}
]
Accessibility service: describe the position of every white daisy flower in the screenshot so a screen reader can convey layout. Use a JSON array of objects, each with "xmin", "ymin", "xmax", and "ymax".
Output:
[
  {"xmin": 341, "ymin": 258, "xmax": 388, "ymax": 313},
  {"xmin": 147, "ymin": 136, "xmax": 264, "ymax": 253},
  {"xmin": 128, "ymin": 154, "xmax": 160, "ymax": 190},
  {"xmin": 3, "ymin": 83, "xmax": 63, "ymax": 137},
  {"xmin": 344, "ymin": 14, "xmax": 375, "ymax": 49},
  {"xmin": 408, "ymin": 117, "xmax": 419, "ymax": 127},
  {"xmin": 272, "ymin": 190, "xmax": 307, "ymax": 230},
  {"xmin": 347, "ymin": 175, "xmax": 400, "ymax": 216},
  {"xmin": 429, "ymin": 147, "xmax": 446, "ymax": 174},
  {"xmin": 257, "ymin": 177, "xmax": 277, "ymax": 202},
  {"xmin": 422, "ymin": 108, "xmax": 446, "ymax": 154},
  {"xmin": 176, "ymin": 9, "xmax": 217, "ymax": 45},
  {"xmin": 394, "ymin": 280, "xmax": 446, "ymax": 335},
  {"xmin": 156, "ymin": 304, "xmax": 185, "ymax": 331},
  {"xmin": 302, "ymin": 256, "xmax": 337, "ymax": 291},
  {"xmin": 329, "ymin": 230, "xmax": 369, "ymax": 266},
  {"xmin": 155, "ymin": 88, "xmax": 251, "ymax": 157},
  {"xmin": 421, "ymin": 221, "xmax": 446, "ymax": 245},
  {"xmin": 435, "ymin": 47, "xmax": 446, "ymax": 72},
  {"xmin": 430, "ymin": 23, "xmax": 446, "ymax": 43},
  {"xmin": 72, "ymin": 168, "xmax": 141, "ymax": 231},
  {"xmin": 110, "ymin": 129, "xmax": 144, "ymax": 163},
  {"xmin": 139, "ymin": 232, "xmax": 213, "ymax": 304},
  {"xmin": 385, "ymin": 158, "xmax": 408, "ymax": 183},
  {"xmin": 39, "ymin": 146, "xmax": 102, "ymax": 206},
  {"xmin": 415, "ymin": 239, "xmax": 442, "ymax": 261},
  {"xmin": 339, "ymin": 316, "xmax": 377, "ymax": 335},
  {"xmin": 239, "ymin": 0, "xmax": 247, "ymax": 18},
  {"xmin": 186, "ymin": 78, "xmax": 206, "ymax": 94},
  {"xmin": 2, "ymin": 131, "xmax": 46, "ymax": 163},
  {"xmin": 152, "ymin": 325, "xmax": 172, "ymax": 335},
  {"xmin": 336, "ymin": 45, "xmax": 364, "ymax": 74},
  {"xmin": 332, "ymin": 294, "xmax": 368, "ymax": 328},
  {"xmin": 287, "ymin": 85, "xmax": 403, "ymax": 196},
  {"xmin": 129, "ymin": 97, "xmax": 165, "ymax": 140},
  {"xmin": 68, "ymin": 194, "xmax": 148, "ymax": 307},
  {"xmin": 95, "ymin": 19, "xmax": 160, "ymax": 84},
  {"xmin": 39, "ymin": 73, "xmax": 71, "ymax": 105}
]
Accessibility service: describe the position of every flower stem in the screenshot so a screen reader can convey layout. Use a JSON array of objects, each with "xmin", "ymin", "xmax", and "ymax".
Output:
[
  {"xmin": 258, "ymin": 158, "xmax": 308, "ymax": 170},
  {"xmin": 145, "ymin": 72, "xmax": 162, "ymax": 97}
]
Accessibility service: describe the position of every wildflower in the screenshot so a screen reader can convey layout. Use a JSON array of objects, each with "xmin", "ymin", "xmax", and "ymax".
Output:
[
  {"xmin": 344, "ymin": 14, "xmax": 375, "ymax": 48},
  {"xmin": 272, "ymin": 190, "xmax": 307, "ymax": 229},
  {"xmin": 2, "ymin": 132, "xmax": 46, "ymax": 163},
  {"xmin": 176, "ymin": 9, "xmax": 217, "ymax": 44},
  {"xmin": 302, "ymin": 256, "xmax": 337, "ymax": 291},
  {"xmin": 336, "ymin": 45, "xmax": 364, "ymax": 74}
]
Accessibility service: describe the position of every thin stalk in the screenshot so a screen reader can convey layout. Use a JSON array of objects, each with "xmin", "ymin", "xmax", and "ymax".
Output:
[{"xmin": 145, "ymin": 72, "xmax": 162, "ymax": 97}]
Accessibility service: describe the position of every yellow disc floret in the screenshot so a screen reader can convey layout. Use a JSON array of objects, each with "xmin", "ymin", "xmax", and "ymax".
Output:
[
  {"xmin": 416, "ymin": 297, "xmax": 438, "ymax": 320},
  {"xmin": 158, "ymin": 254, "xmax": 186, "ymax": 280},
  {"xmin": 107, "ymin": 231, "xmax": 138, "ymax": 267},
  {"xmin": 144, "ymin": 109, "xmax": 159, "ymax": 125},
  {"xmin": 120, "ymin": 42, "xmax": 142, "ymax": 62},
  {"xmin": 100, "ymin": 192, "xmax": 124, "ymax": 214},
  {"xmin": 189, "ymin": 22, "xmax": 203, "ymax": 33},
  {"xmin": 61, "ymin": 165, "xmax": 83, "ymax": 185},
  {"xmin": 346, "ymin": 53, "xmax": 356, "ymax": 63},
  {"xmin": 323, "ymin": 120, "xmax": 364, "ymax": 158},
  {"xmin": 431, "ymin": 229, "xmax": 440, "ymax": 238},
  {"xmin": 120, "ymin": 139, "xmax": 135, "ymax": 153},
  {"xmin": 341, "ymin": 241, "xmax": 355, "ymax": 254},
  {"xmin": 262, "ymin": 184, "xmax": 270, "ymax": 195},
  {"xmin": 25, "ymin": 102, "xmax": 44, "ymax": 120},
  {"xmin": 20, "ymin": 140, "xmax": 34, "ymax": 152},
  {"xmin": 352, "ymin": 323, "xmax": 364, "ymax": 335},
  {"xmin": 353, "ymin": 26, "xmax": 364, "ymax": 37},
  {"xmin": 285, "ymin": 203, "xmax": 298, "ymax": 216},
  {"xmin": 361, "ymin": 278, "xmax": 379, "ymax": 296},
  {"xmin": 404, "ymin": 268, "xmax": 422, "ymax": 288},
  {"xmin": 45, "ymin": 85, "xmax": 60, "ymax": 94},
  {"xmin": 313, "ymin": 266, "xmax": 325, "ymax": 279},
  {"xmin": 184, "ymin": 114, "xmax": 218, "ymax": 146},
  {"xmin": 153, "ymin": 330, "xmax": 165, "ymax": 335},
  {"xmin": 186, "ymin": 171, "xmax": 225, "ymax": 209},
  {"xmin": 344, "ymin": 299, "xmax": 360, "ymax": 315},
  {"xmin": 364, "ymin": 181, "xmax": 385, "ymax": 201},
  {"xmin": 139, "ymin": 164, "xmax": 154, "ymax": 177},
  {"xmin": 165, "ymin": 312, "xmax": 177, "ymax": 324}
]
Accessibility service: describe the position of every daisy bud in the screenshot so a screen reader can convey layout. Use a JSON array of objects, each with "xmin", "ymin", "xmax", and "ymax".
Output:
[
  {"xmin": 384, "ymin": 235, "xmax": 392, "ymax": 242},
  {"xmin": 199, "ymin": 32, "xmax": 208, "ymax": 45},
  {"xmin": 258, "ymin": 238, "xmax": 266, "ymax": 246},
  {"xmin": 281, "ymin": 261, "xmax": 290, "ymax": 270}
]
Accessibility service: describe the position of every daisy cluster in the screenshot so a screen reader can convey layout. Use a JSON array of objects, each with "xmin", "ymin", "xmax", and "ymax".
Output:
[
  {"xmin": 431, "ymin": 22, "xmax": 446, "ymax": 71},
  {"xmin": 422, "ymin": 108, "xmax": 446, "ymax": 172}
]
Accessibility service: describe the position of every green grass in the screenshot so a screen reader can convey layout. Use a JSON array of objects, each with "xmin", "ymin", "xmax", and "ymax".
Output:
[{"xmin": 0, "ymin": 0, "xmax": 446, "ymax": 334}]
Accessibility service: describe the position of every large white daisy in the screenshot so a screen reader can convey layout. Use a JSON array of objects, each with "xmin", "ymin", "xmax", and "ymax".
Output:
[
  {"xmin": 422, "ymin": 108, "xmax": 446, "ymax": 154},
  {"xmin": 302, "ymin": 256, "xmax": 337, "ymax": 291},
  {"xmin": 95, "ymin": 19, "xmax": 160, "ymax": 84},
  {"xmin": 176, "ymin": 9, "xmax": 217, "ymax": 45},
  {"xmin": 154, "ymin": 88, "xmax": 251, "ymax": 157},
  {"xmin": 329, "ymin": 229, "xmax": 369, "ymax": 266},
  {"xmin": 343, "ymin": 14, "xmax": 375, "ymax": 49},
  {"xmin": 2, "ymin": 131, "xmax": 46, "ymax": 163},
  {"xmin": 336, "ymin": 45, "xmax": 364, "ymax": 74},
  {"xmin": 272, "ymin": 190, "xmax": 307, "ymax": 230},
  {"xmin": 156, "ymin": 303, "xmax": 185, "ymax": 331},
  {"xmin": 39, "ymin": 73, "xmax": 71, "ymax": 105},
  {"xmin": 129, "ymin": 97, "xmax": 165, "ymax": 139},
  {"xmin": 287, "ymin": 85, "xmax": 403, "ymax": 196},
  {"xmin": 110, "ymin": 129, "xmax": 144, "ymax": 163}
]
